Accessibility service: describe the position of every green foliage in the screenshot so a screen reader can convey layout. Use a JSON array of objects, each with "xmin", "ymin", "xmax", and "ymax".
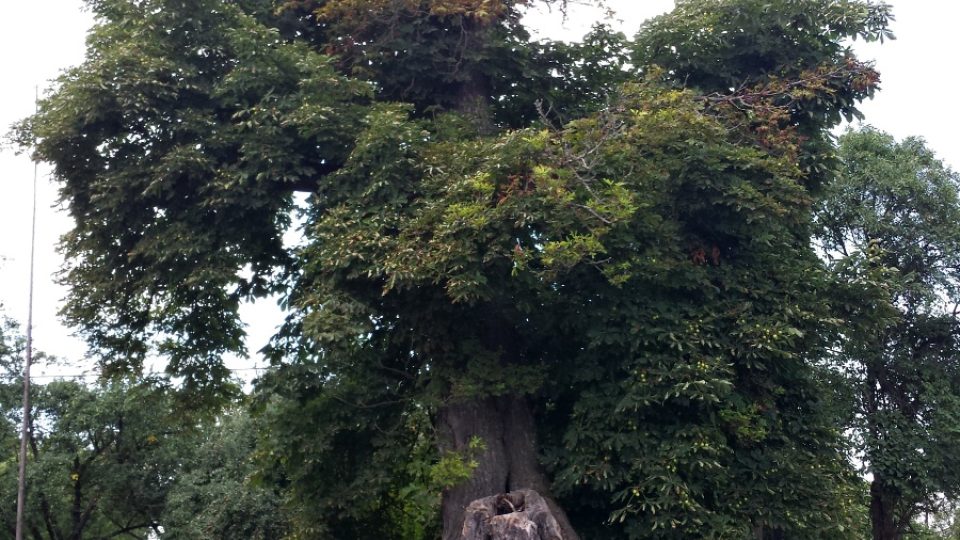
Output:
[
  {"xmin": 633, "ymin": 0, "xmax": 891, "ymax": 191},
  {"xmin": 634, "ymin": 0, "xmax": 893, "ymax": 91},
  {"xmin": 816, "ymin": 128, "xmax": 960, "ymax": 538},
  {"xmin": 263, "ymin": 74, "xmax": 869, "ymax": 537},
  {"xmin": 17, "ymin": 0, "xmax": 897, "ymax": 538},
  {"xmin": 0, "ymin": 353, "xmax": 187, "ymax": 538},
  {"xmin": 162, "ymin": 408, "xmax": 291, "ymax": 539},
  {"xmin": 253, "ymin": 356, "xmax": 445, "ymax": 539},
  {"xmin": 523, "ymin": 86, "xmax": 862, "ymax": 538},
  {"xmin": 17, "ymin": 0, "xmax": 368, "ymax": 400},
  {"xmin": 388, "ymin": 434, "xmax": 484, "ymax": 540},
  {"xmin": 273, "ymin": 0, "xmax": 626, "ymax": 127},
  {"xmin": 0, "ymin": 318, "xmax": 289, "ymax": 539}
]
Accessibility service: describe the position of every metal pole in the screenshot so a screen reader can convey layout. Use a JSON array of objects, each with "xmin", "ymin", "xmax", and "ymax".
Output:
[{"xmin": 16, "ymin": 87, "xmax": 40, "ymax": 540}]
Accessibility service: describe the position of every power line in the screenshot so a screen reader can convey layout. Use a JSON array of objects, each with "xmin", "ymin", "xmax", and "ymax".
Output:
[{"xmin": 0, "ymin": 365, "xmax": 271, "ymax": 381}]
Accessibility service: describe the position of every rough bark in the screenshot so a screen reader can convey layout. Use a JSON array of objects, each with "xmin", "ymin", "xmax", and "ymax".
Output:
[
  {"xmin": 753, "ymin": 524, "xmax": 786, "ymax": 540},
  {"xmin": 438, "ymin": 395, "xmax": 579, "ymax": 540},
  {"xmin": 870, "ymin": 478, "xmax": 902, "ymax": 540},
  {"xmin": 450, "ymin": 17, "xmax": 495, "ymax": 136},
  {"xmin": 461, "ymin": 490, "xmax": 563, "ymax": 540},
  {"xmin": 454, "ymin": 70, "xmax": 494, "ymax": 136}
]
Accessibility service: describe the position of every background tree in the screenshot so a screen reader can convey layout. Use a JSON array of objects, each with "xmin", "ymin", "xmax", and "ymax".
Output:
[
  {"xmin": 161, "ymin": 407, "xmax": 291, "ymax": 539},
  {"xmin": 0, "ymin": 312, "xmax": 290, "ymax": 540},
  {"xmin": 0, "ymin": 319, "xmax": 187, "ymax": 539},
  {"xmin": 815, "ymin": 128, "xmax": 960, "ymax": 540},
  {"xmin": 19, "ymin": 0, "xmax": 892, "ymax": 537}
]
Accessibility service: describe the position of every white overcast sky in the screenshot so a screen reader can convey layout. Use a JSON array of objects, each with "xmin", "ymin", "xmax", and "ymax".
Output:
[{"xmin": 1, "ymin": 0, "xmax": 958, "ymax": 377}]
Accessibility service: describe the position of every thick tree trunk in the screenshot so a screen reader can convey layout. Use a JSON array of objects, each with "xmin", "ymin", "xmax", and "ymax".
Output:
[
  {"xmin": 454, "ymin": 71, "xmax": 494, "ymax": 135},
  {"xmin": 438, "ymin": 11, "xmax": 573, "ymax": 536},
  {"xmin": 451, "ymin": 17, "xmax": 495, "ymax": 136},
  {"xmin": 752, "ymin": 524, "xmax": 785, "ymax": 540},
  {"xmin": 870, "ymin": 478, "xmax": 901, "ymax": 540},
  {"xmin": 438, "ymin": 395, "xmax": 578, "ymax": 540}
]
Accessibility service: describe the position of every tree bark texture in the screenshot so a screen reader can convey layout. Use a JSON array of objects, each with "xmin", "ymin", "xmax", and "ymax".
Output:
[
  {"xmin": 461, "ymin": 490, "xmax": 562, "ymax": 540},
  {"xmin": 438, "ymin": 395, "xmax": 578, "ymax": 540},
  {"xmin": 752, "ymin": 524, "xmax": 786, "ymax": 540},
  {"xmin": 451, "ymin": 17, "xmax": 495, "ymax": 136},
  {"xmin": 870, "ymin": 478, "xmax": 902, "ymax": 540}
]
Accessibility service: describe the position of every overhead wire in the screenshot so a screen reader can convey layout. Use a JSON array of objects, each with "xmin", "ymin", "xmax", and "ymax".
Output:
[{"xmin": 0, "ymin": 365, "xmax": 271, "ymax": 381}]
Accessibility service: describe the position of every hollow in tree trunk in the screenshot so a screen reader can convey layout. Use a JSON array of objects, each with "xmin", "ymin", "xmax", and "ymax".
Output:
[
  {"xmin": 437, "ymin": 395, "xmax": 578, "ymax": 540},
  {"xmin": 461, "ymin": 489, "xmax": 563, "ymax": 540}
]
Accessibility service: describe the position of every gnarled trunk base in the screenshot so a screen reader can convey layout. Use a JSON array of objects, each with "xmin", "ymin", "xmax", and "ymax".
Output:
[
  {"xmin": 461, "ymin": 490, "xmax": 562, "ymax": 540},
  {"xmin": 438, "ymin": 395, "xmax": 578, "ymax": 540}
]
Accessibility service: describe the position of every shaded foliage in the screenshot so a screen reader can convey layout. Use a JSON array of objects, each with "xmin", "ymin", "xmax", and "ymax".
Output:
[
  {"xmin": 17, "ymin": 0, "xmax": 369, "ymax": 401},
  {"xmin": 162, "ymin": 408, "xmax": 291, "ymax": 539}
]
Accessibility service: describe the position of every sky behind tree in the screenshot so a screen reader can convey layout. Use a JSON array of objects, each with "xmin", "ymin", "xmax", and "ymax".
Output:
[{"xmin": 1, "ymin": 0, "xmax": 957, "ymax": 378}]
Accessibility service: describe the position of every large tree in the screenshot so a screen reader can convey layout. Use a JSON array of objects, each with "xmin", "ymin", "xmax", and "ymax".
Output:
[
  {"xmin": 19, "ymin": 0, "xmax": 891, "ymax": 537},
  {"xmin": 816, "ymin": 128, "xmax": 960, "ymax": 540}
]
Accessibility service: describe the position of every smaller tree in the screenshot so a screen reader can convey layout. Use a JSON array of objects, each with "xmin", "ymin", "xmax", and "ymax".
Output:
[
  {"xmin": 0, "ymin": 323, "xmax": 190, "ymax": 540},
  {"xmin": 815, "ymin": 128, "xmax": 960, "ymax": 540}
]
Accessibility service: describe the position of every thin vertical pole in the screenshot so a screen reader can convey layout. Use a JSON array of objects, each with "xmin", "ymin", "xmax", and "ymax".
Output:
[{"xmin": 16, "ymin": 87, "xmax": 40, "ymax": 540}]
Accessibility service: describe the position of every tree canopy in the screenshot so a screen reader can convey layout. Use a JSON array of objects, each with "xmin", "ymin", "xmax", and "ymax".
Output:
[
  {"xmin": 0, "ymin": 318, "xmax": 188, "ymax": 540},
  {"xmin": 16, "ymin": 0, "xmax": 901, "ymax": 537},
  {"xmin": 816, "ymin": 128, "xmax": 960, "ymax": 540}
]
